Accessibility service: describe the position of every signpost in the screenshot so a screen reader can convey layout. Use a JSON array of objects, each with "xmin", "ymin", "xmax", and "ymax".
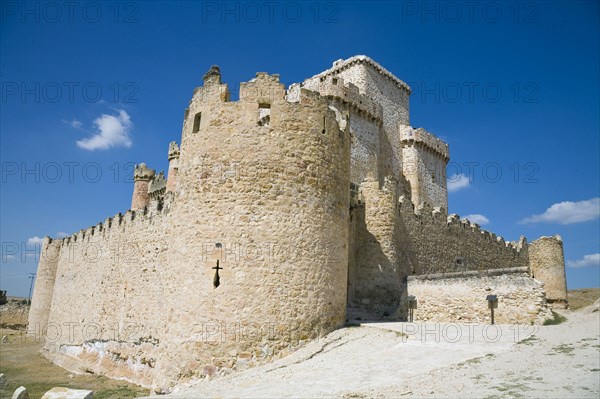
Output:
[
  {"xmin": 407, "ymin": 295, "xmax": 417, "ymax": 322},
  {"xmin": 486, "ymin": 294, "xmax": 498, "ymax": 324}
]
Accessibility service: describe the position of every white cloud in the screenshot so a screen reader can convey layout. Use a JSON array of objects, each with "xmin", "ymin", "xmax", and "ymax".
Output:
[
  {"xmin": 567, "ymin": 253, "xmax": 600, "ymax": 268},
  {"xmin": 63, "ymin": 118, "xmax": 83, "ymax": 130},
  {"xmin": 447, "ymin": 173, "xmax": 471, "ymax": 192},
  {"xmin": 56, "ymin": 232, "xmax": 68, "ymax": 238},
  {"xmin": 76, "ymin": 109, "xmax": 133, "ymax": 151},
  {"xmin": 27, "ymin": 236, "xmax": 44, "ymax": 246},
  {"xmin": 520, "ymin": 198, "xmax": 600, "ymax": 225},
  {"xmin": 463, "ymin": 214, "xmax": 490, "ymax": 225}
]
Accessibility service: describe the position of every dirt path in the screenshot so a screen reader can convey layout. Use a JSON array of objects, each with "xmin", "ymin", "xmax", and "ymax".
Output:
[{"xmin": 151, "ymin": 304, "xmax": 599, "ymax": 398}]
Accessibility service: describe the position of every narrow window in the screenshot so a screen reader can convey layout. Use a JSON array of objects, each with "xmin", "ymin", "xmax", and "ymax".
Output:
[
  {"xmin": 192, "ymin": 112, "xmax": 201, "ymax": 133},
  {"xmin": 258, "ymin": 103, "xmax": 271, "ymax": 126}
]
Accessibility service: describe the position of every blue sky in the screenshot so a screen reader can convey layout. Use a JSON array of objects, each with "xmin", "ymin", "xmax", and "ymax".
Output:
[{"xmin": 1, "ymin": 1, "xmax": 598, "ymax": 297}]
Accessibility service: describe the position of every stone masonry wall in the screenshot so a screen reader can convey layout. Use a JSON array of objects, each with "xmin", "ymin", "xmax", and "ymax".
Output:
[
  {"xmin": 350, "ymin": 177, "xmax": 406, "ymax": 318},
  {"xmin": 347, "ymin": 110, "xmax": 381, "ymax": 184},
  {"xmin": 347, "ymin": 179, "xmax": 530, "ymax": 320},
  {"xmin": 38, "ymin": 201, "xmax": 171, "ymax": 388},
  {"xmin": 407, "ymin": 272, "xmax": 553, "ymax": 325},
  {"xmin": 398, "ymin": 198, "xmax": 529, "ymax": 276}
]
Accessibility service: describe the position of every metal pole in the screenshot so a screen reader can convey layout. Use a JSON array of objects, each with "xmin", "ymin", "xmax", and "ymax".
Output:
[
  {"xmin": 28, "ymin": 273, "xmax": 36, "ymax": 303},
  {"xmin": 491, "ymin": 306, "xmax": 495, "ymax": 325}
]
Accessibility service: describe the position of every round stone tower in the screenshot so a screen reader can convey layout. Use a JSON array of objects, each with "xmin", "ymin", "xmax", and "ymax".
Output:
[
  {"xmin": 130, "ymin": 163, "xmax": 155, "ymax": 210},
  {"xmin": 151, "ymin": 68, "xmax": 351, "ymax": 391},
  {"xmin": 27, "ymin": 237, "xmax": 62, "ymax": 335},
  {"xmin": 400, "ymin": 126, "xmax": 449, "ymax": 210},
  {"xmin": 166, "ymin": 141, "xmax": 180, "ymax": 193},
  {"xmin": 529, "ymin": 235, "xmax": 568, "ymax": 308}
]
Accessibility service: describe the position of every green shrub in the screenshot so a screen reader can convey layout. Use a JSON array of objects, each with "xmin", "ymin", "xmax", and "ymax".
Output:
[{"xmin": 543, "ymin": 311, "xmax": 567, "ymax": 325}]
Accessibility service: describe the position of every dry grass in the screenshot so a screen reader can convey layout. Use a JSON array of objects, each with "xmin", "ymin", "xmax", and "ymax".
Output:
[
  {"xmin": 568, "ymin": 288, "xmax": 600, "ymax": 310},
  {"xmin": 0, "ymin": 328, "xmax": 149, "ymax": 399}
]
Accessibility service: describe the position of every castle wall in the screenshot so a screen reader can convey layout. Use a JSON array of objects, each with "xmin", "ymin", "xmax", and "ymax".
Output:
[
  {"xmin": 407, "ymin": 271, "xmax": 553, "ymax": 324},
  {"xmin": 27, "ymin": 237, "xmax": 61, "ymax": 334},
  {"xmin": 398, "ymin": 199, "xmax": 529, "ymax": 277},
  {"xmin": 149, "ymin": 73, "xmax": 350, "ymax": 391},
  {"xmin": 320, "ymin": 97, "xmax": 381, "ymax": 185},
  {"xmin": 347, "ymin": 109, "xmax": 380, "ymax": 184},
  {"xmin": 348, "ymin": 177, "xmax": 529, "ymax": 320},
  {"xmin": 529, "ymin": 236, "xmax": 568, "ymax": 307},
  {"xmin": 41, "ymin": 203, "xmax": 171, "ymax": 387},
  {"xmin": 351, "ymin": 177, "xmax": 406, "ymax": 318}
]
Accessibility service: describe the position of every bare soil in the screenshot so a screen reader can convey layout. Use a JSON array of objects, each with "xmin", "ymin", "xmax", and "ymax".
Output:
[{"xmin": 568, "ymin": 288, "xmax": 600, "ymax": 310}]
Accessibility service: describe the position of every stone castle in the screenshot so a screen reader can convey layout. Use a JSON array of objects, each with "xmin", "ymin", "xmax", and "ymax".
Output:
[{"xmin": 28, "ymin": 56, "xmax": 567, "ymax": 392}]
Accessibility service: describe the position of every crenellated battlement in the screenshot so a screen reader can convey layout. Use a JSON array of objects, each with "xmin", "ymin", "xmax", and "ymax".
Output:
[
  {"xmin": 149, "ymin": 172, "xmax": 166, "ymax": 200},
  {"xmin": 133, "ymin": 163, "xmax": 155, "ymax": 181},
  {"xmin": 302, "ymin": 75, "xmax": 383, "ymax": 123},
  {"xmin": 185, "ymin": 66, "xmax": 379, "ymax": 135},
  {"xmin": 307, "ymin": 55, "xmax": 412, "ymax": 94},
  {"xmin": 397, "ymin": 195, "xmax": 528, "ymax": 272},
  {"xmin": 57, "ymin": 197, "xmax": 171, "ymax": 248},
  {"xmin": 400, "ymin": 125, "xmax": 449, "ymax": 162}
]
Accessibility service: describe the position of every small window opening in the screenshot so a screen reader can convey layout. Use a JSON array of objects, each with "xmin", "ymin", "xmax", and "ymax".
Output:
[
  {"xmin": 332, "ymin": 78, "xmax": 338, "ymax": 85},
  {"xmin": 192, "ymin": 112, "xmax": 201, "ymax": 133},
  {"xmin": 258, "ymin": 103, "xmax": 271, "ymax": 126}
]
